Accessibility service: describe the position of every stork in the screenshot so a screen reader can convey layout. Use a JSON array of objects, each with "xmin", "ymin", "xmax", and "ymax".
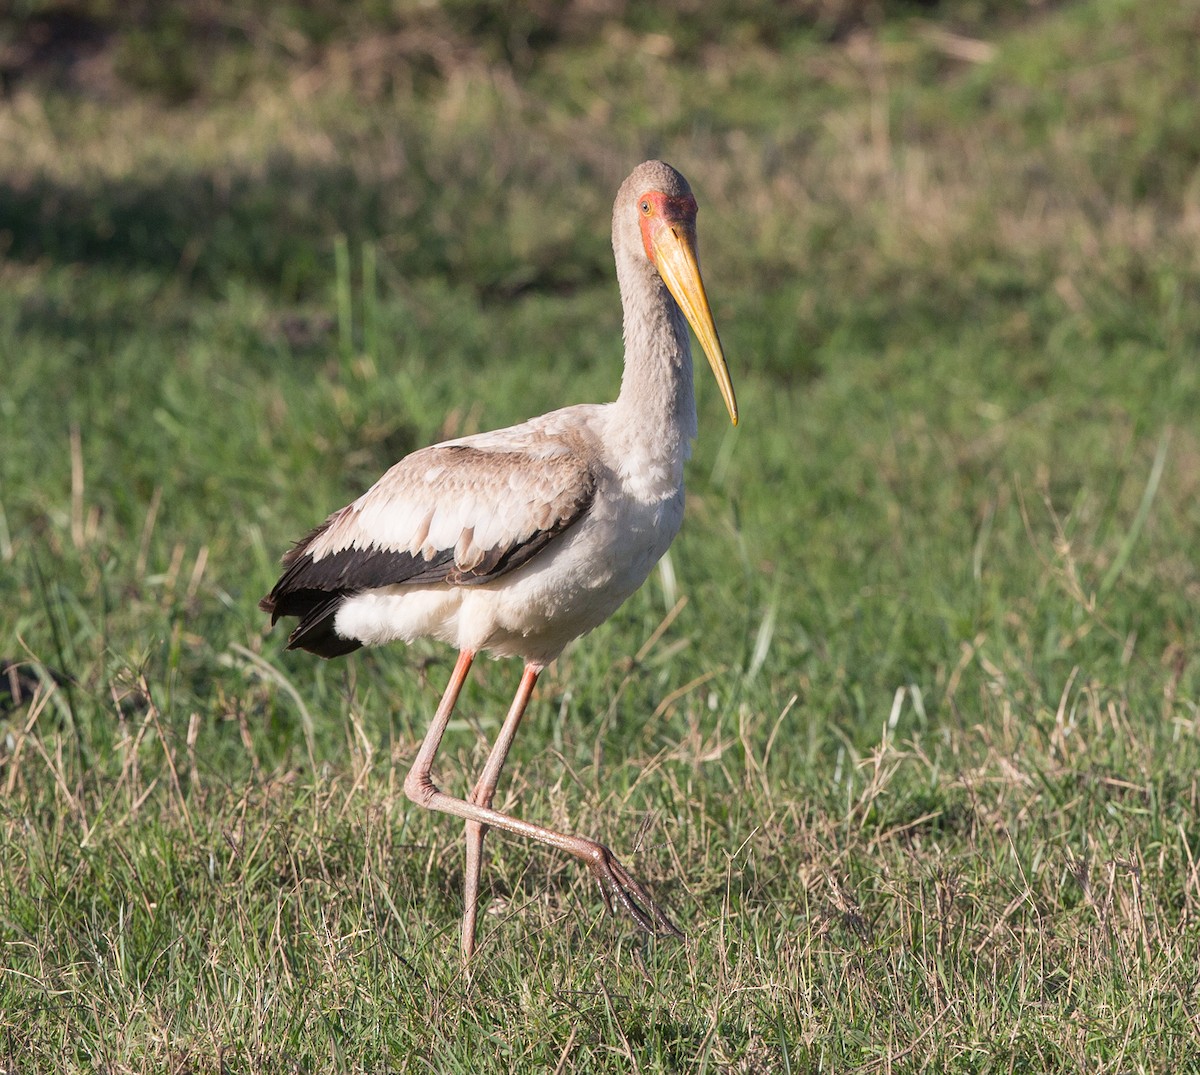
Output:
[{"xmin": 261, "ymin": 160, "xmax": 738, "ymax": 959}]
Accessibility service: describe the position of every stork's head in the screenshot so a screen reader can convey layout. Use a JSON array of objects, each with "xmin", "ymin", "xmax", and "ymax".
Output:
[{"xmin": 615, "ymin": 160, "xmax": 738, "ymax": 426}]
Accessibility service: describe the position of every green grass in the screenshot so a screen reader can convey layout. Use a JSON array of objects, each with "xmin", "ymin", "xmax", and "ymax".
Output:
[{"xmin": 2, "ymin": 1, "xmax": 1200, "ymax": 1070}]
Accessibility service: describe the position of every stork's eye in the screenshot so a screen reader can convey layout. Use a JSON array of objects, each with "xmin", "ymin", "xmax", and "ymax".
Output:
[{"xmin": 640, "ymin": 199, "xmax": 652, "ymax": 215}]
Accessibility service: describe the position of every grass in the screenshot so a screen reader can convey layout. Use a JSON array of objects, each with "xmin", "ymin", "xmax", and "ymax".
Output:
[{"xmin": 2, "ymin": 0, "xmax": 1200, "ymax": 1070}]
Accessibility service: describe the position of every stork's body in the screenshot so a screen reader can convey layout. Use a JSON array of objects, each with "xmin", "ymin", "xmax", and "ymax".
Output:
[
  {"xmin": 261, "ymin": 161, "xmax": 738, "ymax": 959},
  {"xmin": 312, "ymin": 403, "xmax": 686, "ymax": 665}
]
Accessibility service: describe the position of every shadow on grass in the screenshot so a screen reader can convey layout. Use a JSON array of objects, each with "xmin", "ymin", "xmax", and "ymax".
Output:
[
  {"xmin": 0, "ymin": 154, "xmax": 384, "ymax": 298},
  {"xmin": 0, "ymin": 151, "xmax": 615, "ymax": 306}
]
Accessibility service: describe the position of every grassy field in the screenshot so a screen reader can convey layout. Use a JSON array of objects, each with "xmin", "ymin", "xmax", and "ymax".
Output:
[{"xmin": 2, "ymin": 0, "xmax": 1200, "ymax": 1070}]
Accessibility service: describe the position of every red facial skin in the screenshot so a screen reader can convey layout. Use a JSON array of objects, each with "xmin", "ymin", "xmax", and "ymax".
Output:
[{"xmin": 637, "ymin": 190, "xmax": 699, "ymax": 264}]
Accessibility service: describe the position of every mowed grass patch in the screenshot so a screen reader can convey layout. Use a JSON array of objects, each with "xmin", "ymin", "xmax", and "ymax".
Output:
[{"xmin": 2, "ymin": 0, "xmax": 1199, "ymax": 1070}]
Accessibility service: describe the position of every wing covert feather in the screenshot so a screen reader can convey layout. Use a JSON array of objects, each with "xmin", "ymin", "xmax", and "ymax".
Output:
[
  {"xmin": 260, "ymin": 441, "xmax": 597, "ymax": 624},
  {"xmin": 308, "ymin": 443, "xmax": 595, "ymax": 566}
]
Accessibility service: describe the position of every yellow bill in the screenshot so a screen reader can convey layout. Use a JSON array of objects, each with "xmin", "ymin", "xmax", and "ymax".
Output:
[{"xmin": 652, "ymin": 223, "xmax": 739, "ymax": 426}]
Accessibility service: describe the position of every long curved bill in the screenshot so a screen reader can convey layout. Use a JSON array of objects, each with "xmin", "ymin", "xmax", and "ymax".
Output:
[{"xmin": 653, "ymin": 224, "xmax": 739, "ymax": 426}]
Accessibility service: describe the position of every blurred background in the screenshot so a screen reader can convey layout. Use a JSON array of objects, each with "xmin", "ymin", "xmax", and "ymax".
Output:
[
  {"xmin": 2, "ymin": 1, "xmax": 1199, "ymax": 1068},
  {"xmin": 3, "ymin": 0, "xmax": 1196, "ymax": 738}
]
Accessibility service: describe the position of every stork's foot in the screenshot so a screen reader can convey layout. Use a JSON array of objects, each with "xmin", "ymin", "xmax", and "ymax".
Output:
[{"xmin": 583, "ymin": 841, "xmax": 684, "ymax": 939}]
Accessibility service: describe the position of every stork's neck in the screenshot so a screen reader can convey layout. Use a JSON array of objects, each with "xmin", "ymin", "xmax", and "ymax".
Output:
[{"xmin": 609, "ymin": 265, "xmax": 697, "ymax": 492}]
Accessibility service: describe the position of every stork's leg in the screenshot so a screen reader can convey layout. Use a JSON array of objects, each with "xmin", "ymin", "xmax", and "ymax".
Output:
[
  {"xmin": 404, "ymin": 660, "xmax": 682, "ymax": 953},
  {"xmin": 406, "ymin": 647, "xmax": 475, "ymax": 925},
  {"xmin": 408, "ymin": 649, "xmax": 476, "ymax": 783},
  {"xmin": 461, "ymin": 662, "xmax": 541, "ymax": 960}
]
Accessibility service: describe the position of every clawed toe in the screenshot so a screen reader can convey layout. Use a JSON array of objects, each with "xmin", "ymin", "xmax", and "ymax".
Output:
[{"xmin": 586, "ymin": 844, "xmax": 684, "ymax": 939}]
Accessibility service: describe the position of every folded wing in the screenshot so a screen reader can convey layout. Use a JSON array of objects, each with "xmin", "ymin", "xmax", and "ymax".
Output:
[{"xmin": 260, "ymin": 441, "xmax": 597, "ymax": 657}]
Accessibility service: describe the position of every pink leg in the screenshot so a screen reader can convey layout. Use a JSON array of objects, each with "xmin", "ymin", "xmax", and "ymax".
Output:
[
  {"xmin": 404, "ymin": 654, "xmax": 682, "ymax": 960},
  {"xmin": 461, "ymin": 663, "xmax": 541, "ymax": 960}
]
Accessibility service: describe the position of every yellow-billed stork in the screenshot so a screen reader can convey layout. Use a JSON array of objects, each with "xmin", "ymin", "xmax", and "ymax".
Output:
[{"xmin": 261, "ymin": 160, "xmax": 738, "ymax": 959}]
